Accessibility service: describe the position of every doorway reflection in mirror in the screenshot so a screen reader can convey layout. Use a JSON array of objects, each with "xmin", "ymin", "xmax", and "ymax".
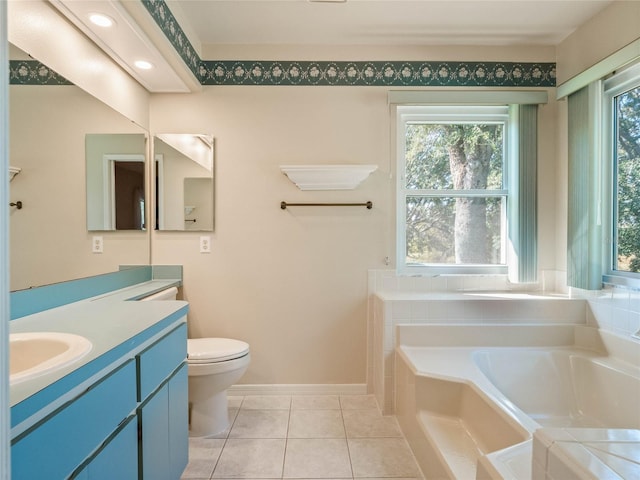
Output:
[{"xmin": 86, "ymin": 133, "xmax": 147, "ymax": 231}]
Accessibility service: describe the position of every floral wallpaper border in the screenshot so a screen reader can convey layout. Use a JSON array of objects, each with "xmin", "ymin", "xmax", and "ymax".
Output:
[
  {"xmin": 141, "ymin": 0, "xmax": 201, "ymax": 77},
  {"xmin": 9, "ymin": 60, "xmax": 72, "ymax": 85},
  {"xmin": 8, "ymin": 0, "xmax": 556, "ymax": 88},
  {"xmin": 196, "ymin": 60, "xmax": 555, "ymax": 87},
  {"xmin": 142, "ymin": 0, "xmax": 556, "ymax": 88}
]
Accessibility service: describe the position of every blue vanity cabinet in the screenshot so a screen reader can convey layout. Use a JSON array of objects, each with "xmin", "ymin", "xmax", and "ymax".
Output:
[
  {"xmin": 137, "ymin": 323, "xmax": 189, "ymax": 480},
  {"xmin": 11, "ymin": 360, "xmax": 138, "ymax": 480},
  {"xmin": 72, "ymin": 415, "xmax": 139, "ymax": 480},
  {"xmin": 11, "ymin": 317, "xmax": 189, "ymax": 480}
]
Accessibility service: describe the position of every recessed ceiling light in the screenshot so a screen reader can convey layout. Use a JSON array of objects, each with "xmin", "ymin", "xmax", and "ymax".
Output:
[
  {"xmin": 134, "ymin": 60, "xmax": 154, "ymax": 70},
  {"xmin": 88, "ymin": 13, "xmax": 115, "ymax": 28}
]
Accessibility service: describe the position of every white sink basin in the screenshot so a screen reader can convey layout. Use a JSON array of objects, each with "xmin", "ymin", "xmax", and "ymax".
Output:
[{"xmin": 10, "ymin": 332, "xmax": 92, "ymax": 385}]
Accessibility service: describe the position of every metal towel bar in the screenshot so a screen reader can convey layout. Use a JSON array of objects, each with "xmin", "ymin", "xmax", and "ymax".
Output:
[{"xmin": 281, "ymin": 201, "xmax": 372, "ymax": 210}]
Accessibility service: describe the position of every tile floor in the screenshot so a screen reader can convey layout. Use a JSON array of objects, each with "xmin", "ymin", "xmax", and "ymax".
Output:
[{"xmin": 181, "ymin": 394, "xmax": 424, "ymax": 480}]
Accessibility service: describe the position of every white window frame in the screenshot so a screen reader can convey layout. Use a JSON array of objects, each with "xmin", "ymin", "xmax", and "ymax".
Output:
[
  {"xmin": 602, "ymin": 62, "xmax": 640, "ymax": 287},
  {"xmin": 396, "ymin": 105, "xmax": 510, "ymax": 275}
]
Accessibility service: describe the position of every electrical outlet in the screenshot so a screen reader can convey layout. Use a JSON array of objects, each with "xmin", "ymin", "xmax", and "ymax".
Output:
[
  {"xmin": 92, "ymin": 236, "xmax": 103, "ymax": 253},
  {"xmin": 200, "ymin": 236, "xmax": 211, "ymax": 253}
]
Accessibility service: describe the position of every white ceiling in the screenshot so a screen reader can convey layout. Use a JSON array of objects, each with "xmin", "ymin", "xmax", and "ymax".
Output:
[{"xmin": 171, "ymin": 0, "xmax": 614, "ymax": 47}]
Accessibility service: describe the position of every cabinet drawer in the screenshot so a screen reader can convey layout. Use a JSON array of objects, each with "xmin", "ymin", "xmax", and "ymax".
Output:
[
  {"xmin": 138, "ymin": 323, "xmax": 187, "ymax": 400},
  {"xmin": 72, "ymin": 414, "xmax": 138, "ymax": 479},
  {"xmin": 11, "ymin": 360, "xmax": 137, "ymax": 480}
]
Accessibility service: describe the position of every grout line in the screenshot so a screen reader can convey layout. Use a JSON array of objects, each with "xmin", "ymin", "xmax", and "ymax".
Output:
[
  {"xmin": 340, "ymin": 401, "xmax": 356, "ymax": 479},
  {"xmin": 280, "ymin": 398, "xmax": 294, "ymax": 479},
  {"xmin": 185, "ymin": 394, "xmax": 422, "ymax": 480}
]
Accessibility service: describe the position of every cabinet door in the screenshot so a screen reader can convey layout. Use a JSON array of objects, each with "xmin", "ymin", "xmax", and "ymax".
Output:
[
  {"xmin": 11, "ymin": 360, "xmax": 137, "ymax": 480},
  {"xmin": 140, "ymin": 364, "xmax": 188, "ymax": 480},
  {"xmin": 72, "ymin": 415, "xmax": 138, "ymax": 480},
  {"xmin": 140, "ymin": 382, "xmax": 170, "ymax": 480},
  {"xmin": 168, "ymin": 364, "xmax": 188, "ymax": 480}
]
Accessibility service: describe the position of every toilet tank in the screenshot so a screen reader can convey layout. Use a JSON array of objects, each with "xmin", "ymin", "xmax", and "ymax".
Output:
[{"xmin": 140, "ymin": 287, "xmax": 178, "ymax": 301}]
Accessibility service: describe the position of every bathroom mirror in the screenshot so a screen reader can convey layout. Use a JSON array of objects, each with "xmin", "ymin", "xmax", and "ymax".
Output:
[
  {"xmin": 9, "ymin": 44, "xmax": 150, "ymax": 291},
  {"xmin": 154, "ymin": 134, "xmax": 215, "ymax": 231},
  {"xmin": 86, "ymin": 133, "xmax": 147, "ymax": 231}
]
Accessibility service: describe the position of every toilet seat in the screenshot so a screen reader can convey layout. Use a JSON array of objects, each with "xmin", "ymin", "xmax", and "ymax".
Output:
[{"xmin": 187, "ymin": 338, "xmax": 249, "ymax": 363}]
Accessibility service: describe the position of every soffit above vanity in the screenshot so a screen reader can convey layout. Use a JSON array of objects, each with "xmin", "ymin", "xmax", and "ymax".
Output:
[{"xmin": 49, "ymin": 0, "xmax": 199, "ymax": 93}]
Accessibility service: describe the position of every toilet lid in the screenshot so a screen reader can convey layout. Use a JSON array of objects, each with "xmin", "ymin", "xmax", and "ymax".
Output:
[{"xmin": 187, "ymin": 338, "xmax": 250, "ymax": 363}]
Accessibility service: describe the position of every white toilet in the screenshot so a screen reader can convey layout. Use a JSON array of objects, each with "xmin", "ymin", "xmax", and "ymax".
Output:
[
  {"xmin": 187, "ymin": 337, "xmax": 250, "ymax": 436},
  {"xmin": 142, "ymin": 287, "xmax": 250, "ymax": 437}
]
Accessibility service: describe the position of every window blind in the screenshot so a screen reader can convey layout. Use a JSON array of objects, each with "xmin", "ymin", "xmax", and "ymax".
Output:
[
  {"xmin": 567, "ymin": 84, "xmax": 603, "ymax": 290},
  {"xmin": 507, "ymin": 104, "xmax": 538, "ymax": 283}
]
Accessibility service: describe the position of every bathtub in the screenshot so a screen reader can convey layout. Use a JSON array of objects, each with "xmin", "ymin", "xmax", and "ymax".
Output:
[
  {"xmin": 473, "ymin": 348, "xmax": 640, "ymax": 430},
  {"xmin": 394, "ymin": 324, "xmax": 640, "ymax": 480}
]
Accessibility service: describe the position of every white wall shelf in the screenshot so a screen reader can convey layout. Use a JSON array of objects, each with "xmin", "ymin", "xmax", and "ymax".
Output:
[
  {"xmin": 9, "ymin": 166, "xmax": 21, "ymax": 182},
  {"xmin": 280, "ymin": 164, "xmax": 377, "ymax": 190}
]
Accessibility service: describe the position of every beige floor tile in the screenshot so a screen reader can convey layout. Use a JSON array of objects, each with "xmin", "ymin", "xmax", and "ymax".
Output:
[
  {"xmin": 349, "ymin": 438, "xmax": 422, "ymax": 478},
  {"xmin": 343, "ymin": 409, "xmax": 402, "ymax": 438},
  {"xmin": 227, "ymin": 396, "xmax": 244, "ymax": 409},
  {"xmin": 205, "ymin": 408, "xmax": 240, "ymax": 439},
  {"xmin": 181, "ymin": 438, "xmax": 225, "ymax": 479},
  {"xmin": 340, "ymin": 394, "xmax": 379, "ymax": 410},
  {"xmin": 291, "ymin": 395, "xmax": 341, "ymax": 410},
  {"xmin": 288, "ymin": 409, "xmax": 346, "ymax": 438},
  {"xmin": 229, "ymin": 409, "xmax": 290, "ymax": 438},
  {"xmin": 240, "ymin": 395, "xmax": 291, "ymax": 410},
  {"xmin": 184, "ymin": 395, "xmax": 424, "ymax": 480},
  {"xmin": 283, "ymin": 438, "xmax": 352, "ymax": 478},
  {"xmin": 213, "ymin": 439, "xmax": 286, "ymax": 478}
]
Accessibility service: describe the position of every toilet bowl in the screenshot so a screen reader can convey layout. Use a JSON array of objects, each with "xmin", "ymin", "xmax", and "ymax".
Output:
[
  {"xmin": 187, "ymin": 338, "xmax": 250, "ymax": 436},
  {"xmin": 141, "ymin": 287, "xmax": 250, "ymax": 437}
]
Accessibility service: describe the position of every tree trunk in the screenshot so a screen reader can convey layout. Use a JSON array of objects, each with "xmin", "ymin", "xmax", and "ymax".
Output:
[{"xmin": 446, "ymin": 125, "xmax": 493, "ymax": 263}]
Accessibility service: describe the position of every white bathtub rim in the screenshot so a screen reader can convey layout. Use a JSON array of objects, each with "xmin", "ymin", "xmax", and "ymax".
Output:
[
  {"xmin": 397, "ymin": 342, "xmax": 640, "ymax": 436},
  {"xmin": 396, "ymin": 324, "xmax": 640, "ymax": 368},
  {"xmin": 396, "ymin": 345, "xmax": 542, "ymax": 435}
]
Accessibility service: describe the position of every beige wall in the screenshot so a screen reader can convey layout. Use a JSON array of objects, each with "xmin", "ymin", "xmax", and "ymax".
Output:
[
  {"xmin": 151, "ymin": 86, "xmax": 390, "ymax": 385},
  {"xmin": 556, "ymin": 1, "xmax": 640, "ymax": 85},
  {"xmin": 9, "ymin": 85, "xmax": 149, "ymax": 291},
  {"xmin": 150, "ymin": 42, "xmax": 559, "ymax": 385}
]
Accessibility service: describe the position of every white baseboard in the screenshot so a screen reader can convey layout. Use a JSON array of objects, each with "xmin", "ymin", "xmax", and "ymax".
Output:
[{"xmin": 228, "ymin": 384, "xmax": 368, "ymax": 397}]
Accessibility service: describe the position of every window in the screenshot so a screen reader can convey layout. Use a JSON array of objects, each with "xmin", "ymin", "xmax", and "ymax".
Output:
[
  {"xmin": 604, "ymin": 64, "xmax": 640, "ymax": 280},
  {"xmin": 397, "ymin": 106, "xmax": 509, "ymax": 274}
]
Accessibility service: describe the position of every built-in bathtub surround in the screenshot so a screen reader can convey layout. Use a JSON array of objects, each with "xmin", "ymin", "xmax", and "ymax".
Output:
[
  {"xmin": 532, "ymin": 428, "xmax": 640, "ymax": 480},
  {"xmin": 394, "ymin": 323, "xmax": 640, "ymax": 479},
  {"xmin": 572, "ymin": 283, "xmax": 640, "ymax": 338},
  {"xmin": 367, "ymin": 269, "xmax": 640, "ymax": 414},
  {"xmin": 367, "ymin": 269, "xmax": 588, "ymax": 414}
]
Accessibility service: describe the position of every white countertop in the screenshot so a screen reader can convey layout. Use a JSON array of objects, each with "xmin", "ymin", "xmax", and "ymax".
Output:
[{"xmin": 10, "ymin": 280, "xmax": 188, "ymax": 408}]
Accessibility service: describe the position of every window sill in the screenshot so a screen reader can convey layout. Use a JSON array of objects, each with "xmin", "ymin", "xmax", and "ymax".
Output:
[
  {"xmin": 602, "ymin": 274, "xmax": 640, "ymax": 291},
  {"xmin": 399, "ymin": 265, "xmax": 508, "ymax": 276}
]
